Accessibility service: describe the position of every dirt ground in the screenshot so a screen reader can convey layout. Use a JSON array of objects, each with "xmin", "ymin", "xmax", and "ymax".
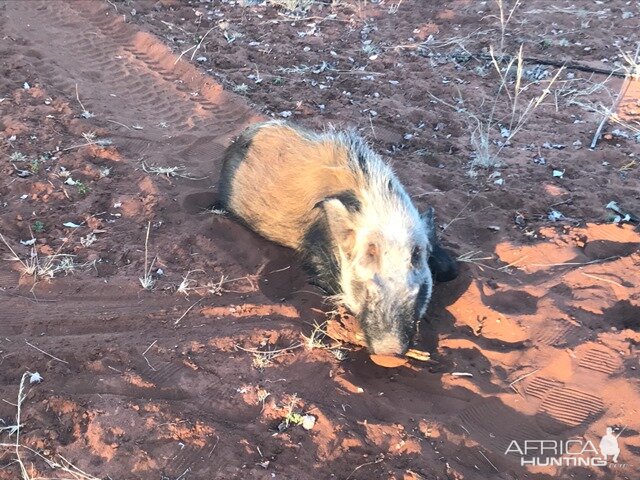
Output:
[{"xmin": 1, "ymin": 0, "xmax": 639, "ymax": 479}]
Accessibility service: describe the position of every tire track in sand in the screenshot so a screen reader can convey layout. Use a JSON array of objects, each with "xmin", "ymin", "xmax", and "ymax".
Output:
[{"xmin": 3, "ymin": 0, "xmax": 256, "ymax": 173}]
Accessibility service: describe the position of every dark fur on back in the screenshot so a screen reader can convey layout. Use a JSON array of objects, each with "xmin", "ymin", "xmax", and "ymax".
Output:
[{"xmin": 218, "ymin": 125, "xmax": 260, "ymax": 208}]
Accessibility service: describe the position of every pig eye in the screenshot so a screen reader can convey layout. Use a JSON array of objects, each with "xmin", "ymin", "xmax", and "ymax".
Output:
[
  {"xmin": 362, "ymin": 242, "xmax": 379, "ymax": 266},
  {"xmin": 411, "ymin": 246, "xmax": 422, "ymax": 267}
]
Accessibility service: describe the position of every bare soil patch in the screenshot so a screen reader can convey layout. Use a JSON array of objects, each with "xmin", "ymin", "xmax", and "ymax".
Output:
[{"xmin": 1, "ymin": 1, "xmax": 639, "ymax": 479}]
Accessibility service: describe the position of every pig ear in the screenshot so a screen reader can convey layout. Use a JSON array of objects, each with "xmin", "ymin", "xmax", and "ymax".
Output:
[{"xmin": 321, "ymin": 198, "xmax": 356, "ymax": 258}]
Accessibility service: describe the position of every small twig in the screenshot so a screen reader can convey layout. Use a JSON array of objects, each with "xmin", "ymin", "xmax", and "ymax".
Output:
[
  {"xmin": 190, "ymin": 26, "xmax": 216, "ymax": 61},
  {"xmin": 61, "ymin": 141, "xmax": 100, "ymax": 152},
  {"xmin": 234, "ymin": 343, "xmax": 303, "ymax": 355},
  {"xmin": 336, "ymin": 70, "xmax": 385, "ymax": 76},
  {"xmin": 345, "ymin": 454, "xmax": 385, "ymax": 480},
  {"xmin": 528, "ymin": 255, "xmax": 619, "ymax": 268},
  {"xmin": 581, "ymin": 272, "xmax": 624, "ymax": 288},
  {"xmin": 75, "ymin": 83, "xmax": 87, "ymax": 113},
  {"xmin": 25, "ymin": 340, "xmax": 69, "ymax": 364},
  {"xmin": 590, "ymin": 75, "xmax": 632, "ymax": 148},
  {"xmin": 412, "ymin": 190, "xmax": 445, "ymax": 198},
  {"xmin": 263, "ymin": 15, "xmax": 351, "ymax": 24},
  {"xmin": 174, "ymin": 45, "xmax": 197, "ymax": 65},
  {"xmin": 0, "ymin": 232, "xmax": 28, "ymax": 271},
  {"xmin": 472, "ymin": 52, "xmax": 627, "ymax": 78},
  {"xmin": 160, "ymin": 19, "xmax": 191, "ymax": 36},
  {"xmin": 139, "ymin": 222, "xmax": 156, "ymax": 290},
  {"xmin": 142, "ymin": 340, "xmax": 157, "ymax": 356},
  {"xmin": 615, "ymin": 426, "xmax": 627, "ymax": 439},
  {"xmin": 509, "ymin": 368, "xmax": 540, "ymax": 394},
  {"xmin": 174, "ymin": 299, "xmax": 204, "ymax": 326},
  {"xmin": 478, "ymin": 450, "xmax": 499, "ymax": 472},
  {"xmin": 497, "ymin": 255, "xmax": 529, "ymax": 271},
  {"xmin": 175, "ymin": 468, "xmax": 191, "ymax": 480},
  {"xmin": 144, "ymin": 221, "xmax": 151, "ymax": 275},
  {"xmin": 443, "ymin": 189, "xmax": 483, "ymax": 231},
  {"xmin": 142, "ymin": 340, "xmax": 157, "ymax": 371},
  {"xmin": 14, "ymin": 372, "xmax": 29, "ymax": 479},
  {"xmin": 208, "ymin": 435, "xmax": 220, "ymax": 458},
  {"xmin": 368, "ymin": 114, "xmax": 376, "ymax": 139},
  {"xmin": 106, "ymin": 119, "xmax": 132, "ymax": 130},
  {"xmin": 591, "ymin": 112, "xmax": 611, "ymax": 149}
]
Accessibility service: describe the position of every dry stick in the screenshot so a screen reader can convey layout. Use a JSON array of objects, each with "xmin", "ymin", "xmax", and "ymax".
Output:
[
  {"xmin": 174, "ymin": 44, "xmax": 197, "ymax": 65},
  {"xmin": 235, "ymin": 343, "xmax": 303, "ymax": 355},
  {"xmin": 175, "ymin": 468, "xmax": 191, "ymax": 480},
  {"xmin": 25, "ymin": 340, "xmax": 69, "ymax": 364},
  {"xmin": 443, "ymin": 189, "xmax": 483, "ymax": 231},
  {"xmin": 391, "ymin": 27, "xmax": 485, "ymax": 52},
  {"xmin": 106, "ymin": 119, "xmax": 131, "ymax": 130},
  {"xmin": 345, "ymin": 455, "xmax": 385, "ymax": 480},
  {"xmin": 142, "ymin": 340, "xmax": 157, "ymax": 371},
  {"xmin": 497, "ymin": 255, "xmax": 529, "ymax": 271},
  {"xmin": 208, "ymin": 435, "xmax": 220, "ymax": 458},
  {"xmin": 590, "ymin": 76, "xmax": 632, "ymax": 148},
  {"xmin": 61, "ymin": 141, "xmax": 101, "ymax": 152},
  {"xmin": 15, "ymin": 372, "xmax": 29, "ymax": 480},
  {"xmin": 264, "ymin": 14, "xmax": 352, "ymax": 24},
  {"xmin": 56, "ymin": 454, "xmax": 102, "ymax": 480},
  {"xmin": 0, "ymin": 232, "xmax": 28, "ymax": 271},
  {"xmin": 529, "ymin": 255, "xmax": 619, "ymax": 268},
  {"xmin": 190, "ymin": 26, "xmax": 216, "ymax": 61},
  {"xmin": 0, "ymin": 373, "xmax": 32, "ymax": 479},
  {"xmin": 174, "ymin": 298, "xmax": 204, "ymax": 326},
  {"xmin": 590, "ymin": 42, "xmax": 640, "ymax": 148},
  {"xmin": 140, "ymin": 221, "xmax": 154, "ymax": 288},
  {"xmin": 75, "ymin": 83, "xmax": 88, "ymax": 113},
  {"xmin": 160, "ymin": 19, "xmax": 191, "ymax": 36},
  {"xmin": 479, "ymin": 449, "xmax": 499, "ymax": 473},
  {"xmin": 335, "ymin": 70, "xmax": 385, "ymax": 76},
  {"xmin": 581, "ymin": 272, "xmax": 624, "ymax": 288},
  {"xmin": 509, "ymin": 368, "xmax": 540, "ymax": 394},
  {"xmin": 472, "ymin": 52, "xmax": 627, "ymax": 78}
]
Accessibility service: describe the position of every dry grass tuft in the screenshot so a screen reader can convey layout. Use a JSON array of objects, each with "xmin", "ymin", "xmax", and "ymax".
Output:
[
  {"xmin": 0, "ymin": 232, "xmax": 89, "ymax": 280},
  {"xmin": 0, "ymin": 372, "xmax": 102, "ymax": 480},
  {"xmin": 264, "ymin": 0, "xmax": 314, "ymax": 12},
  {"xmin": 141, "ymin": 161, "xmax": 207, "ymax": 180},
  {"xmin": 430, "ymin": 45, "xmax": 562, "ymax": 172}
]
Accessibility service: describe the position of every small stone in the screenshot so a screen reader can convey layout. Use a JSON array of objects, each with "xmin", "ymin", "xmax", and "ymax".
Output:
[{"xmin": 301, "ymin": 415, "xmax": 316, "ymax": 430}]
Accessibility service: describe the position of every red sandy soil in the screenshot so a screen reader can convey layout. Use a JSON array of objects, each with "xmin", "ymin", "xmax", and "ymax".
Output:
[{"xmin": 1, "ymin": 1, "xmax": 639, "ymax": 479}]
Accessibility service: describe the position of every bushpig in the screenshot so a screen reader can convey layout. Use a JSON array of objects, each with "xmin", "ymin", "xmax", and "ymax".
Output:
[{"xmin": 219, "ymin": 121, "xmax": 457, "ymax": 356}]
